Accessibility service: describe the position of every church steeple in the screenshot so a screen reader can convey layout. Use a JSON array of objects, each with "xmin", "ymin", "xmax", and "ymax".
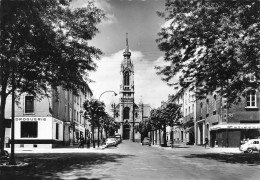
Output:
[{"xmin": 123, "ymin": 33, "xmax": 131, "ymax": 57}]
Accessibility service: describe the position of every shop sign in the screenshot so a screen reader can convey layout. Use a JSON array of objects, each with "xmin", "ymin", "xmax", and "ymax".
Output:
[
  {"xmin": 211, "ymin": 124, "xmax": 260, "ymax": 130},
  {"xmin": 15, "ymin": 117, "xmax": 47, "ymax": 121}
]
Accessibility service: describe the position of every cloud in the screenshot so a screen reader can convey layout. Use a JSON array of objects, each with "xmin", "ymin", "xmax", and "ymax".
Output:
[
  {"xmin": 102, "ymin": 13, "xmax": 118, "ymax": 25},
  {"xmin": 70, "ymin": 0, "xmax": 118, "ymax": 25},
  {"xmin": 89, "ymin": 50, "xmax": 177, "ymax": 113}
]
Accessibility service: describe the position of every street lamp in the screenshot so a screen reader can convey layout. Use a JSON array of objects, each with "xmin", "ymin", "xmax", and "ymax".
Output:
[
  {"xmin": 9, "ymin": 57, "xmax": 18, "ymax": 165},
  {"xmin": 98, "ymin": 91, "xmax": 117, "ymax": 101}
]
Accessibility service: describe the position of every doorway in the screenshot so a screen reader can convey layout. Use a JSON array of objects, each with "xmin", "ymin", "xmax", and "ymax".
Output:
[{"xmin": 123, "ymin": 123, "xmax": 130, "ymax": 139}]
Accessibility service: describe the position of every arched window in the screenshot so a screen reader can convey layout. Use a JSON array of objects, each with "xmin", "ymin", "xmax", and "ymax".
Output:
[
  {"xmin": 123, "ymin": 107, "xmax": 130, "ymax": 119},
  {"xmin": 124, "ymin": 72, "xmax": 130, "ymax": 86},
  {"xmin": 247, "ymin": 90, "xmax": 257, "ymax": 107}
]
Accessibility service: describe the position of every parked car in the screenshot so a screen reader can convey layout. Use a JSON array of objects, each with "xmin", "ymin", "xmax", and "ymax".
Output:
[
  {"xmin": 240, "ymin": 139, "xmax": 260, "ymax": 153},
  {"xmin": 142, "ymin": 137, "xmax": 151, "ymax": 146},
  {"xmin": 115, "ymin": 134, "xmax": 122, "ymax": 144},
  {"xmin": 105, "ymin": 138, "xmax": 117, "ymax": 148}
]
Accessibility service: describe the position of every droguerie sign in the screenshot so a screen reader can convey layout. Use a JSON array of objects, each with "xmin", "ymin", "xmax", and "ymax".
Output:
[{"xmin": 15, "ymin": 117, "xmax": 47, "ymax": 121}]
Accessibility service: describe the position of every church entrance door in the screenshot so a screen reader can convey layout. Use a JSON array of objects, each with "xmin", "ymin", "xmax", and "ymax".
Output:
[{"xmin": 123, "ymin": 123, "xmax": 130, "ymax": 139}]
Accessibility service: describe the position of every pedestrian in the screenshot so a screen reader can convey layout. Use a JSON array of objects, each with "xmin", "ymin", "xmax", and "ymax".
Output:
[
  {"xmin": 86, "ymin": 137, "xmax": 91, "ymax": 148},
  {"xmin": 78, "ymin": 135, "xmax": 84, "ymax": 148},
  {"xmin": 241, "ymin": 139, "xmax": 246, "ymax": 145},
  {"xmin": 205, "ymin": 137, "xmax": 209, "ymax": 149}
]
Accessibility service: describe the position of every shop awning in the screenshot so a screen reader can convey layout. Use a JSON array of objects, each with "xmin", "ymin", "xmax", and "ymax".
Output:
[{"xmin": 210, "ymin": 123, "xmax": 260, "ymax": 131}]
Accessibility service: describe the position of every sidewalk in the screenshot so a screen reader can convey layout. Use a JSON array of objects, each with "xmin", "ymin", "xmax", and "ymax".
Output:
[
  {"xmin": 151, "ymin": 143, "xmax": 241, "ymax": 154},
  {"xmin": 5, "ymin": 145, "xmax": 106, "ymax": 154}
]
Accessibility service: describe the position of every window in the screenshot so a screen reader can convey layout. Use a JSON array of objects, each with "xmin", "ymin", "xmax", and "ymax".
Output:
[
  {"xmin": 206, "ymin": 99, "xmax": 209, "ymax": 114},
  {"xmin": 213, "ymin": 95, "xmax": 217, "ymax": 115},
  {"xmin": 65, "ymin": 90, "xmax": 68, "ymax": 100},
  {"xmin": 213, "ymin": 95, "xmax": 217, "ymax": 111},
  {"xmin": 246, "ymin": 90, "xmax": 257, "ymax": 107},
  {"xmin": 65, "ymin": 105, "xmax": 67, "ymax": 117},
  {"xmin": 124, "ymin": 71, "xmax": 130, "ymax": 86},
  {"xmin": 200, "ymin": 102, "xmax": 203, "ymax": 116},
  {"xmin": 69, "ymin": 108, "xmax": 72, "ymax": 121},
  {"xmin": 80, "ymin": 115, "xmax": 82, "ymax": 124},
  {"xmin": 25, "ymin": 96, "xmax": 35, "ymax": 114},
  {"xmin": 249, "ymin": 75, "xmax": 256, "ymax": 82},
  {"xmin": 56, "ymin": 123, "xmax": 59, "ymax": 139},
  {"xmin": 123, "ymin": 107, "xmax": 130, "ymax": 119},
  {"xmin": 21, "ymin": 121, "xmax": 38, "ymax": 138}
]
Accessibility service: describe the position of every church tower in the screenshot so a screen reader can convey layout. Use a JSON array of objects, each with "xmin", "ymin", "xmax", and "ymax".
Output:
[{"xmin": 119, "ymin": 33, "xmax": 135, "ymax": 140}]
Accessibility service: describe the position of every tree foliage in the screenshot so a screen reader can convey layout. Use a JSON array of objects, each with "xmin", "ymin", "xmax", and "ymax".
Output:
[
  {"xmin": 156, "ymin": 0, "xmax": 260, "ymax": 104},
  {"xmin": 83, "ymin": 98, "xmax": 106, "ymax": 128},
  {"xmin": 138, "ymin": 120, "xmax": 151, "ymax": 135},
  {"xmin": 149, "ymin": 102, "xmax": 182, "ymax": 146},
  {"xmin": 0, "ymin": 0, "xmax": 104, "ymax": 152},
  {"xmin": 102, "ymin": 114, "xmax": 120, "ymax": 137}
]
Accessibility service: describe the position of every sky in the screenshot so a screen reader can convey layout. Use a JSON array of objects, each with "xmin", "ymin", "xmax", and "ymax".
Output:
[{"xmin": 71, "ymin": 0, "xmax": 178, "ymax": 111}]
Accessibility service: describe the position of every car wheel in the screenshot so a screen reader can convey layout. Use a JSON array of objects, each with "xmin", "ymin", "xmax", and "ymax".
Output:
[{"xmin": 247, "ymin": 148, "xmax": 253, "ymax": 153}]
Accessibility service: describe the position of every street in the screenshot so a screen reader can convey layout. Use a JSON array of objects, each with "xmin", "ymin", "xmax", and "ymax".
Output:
[{"xmin": 1, "ymin": 141, "xmax": 260, "ymax": 180}]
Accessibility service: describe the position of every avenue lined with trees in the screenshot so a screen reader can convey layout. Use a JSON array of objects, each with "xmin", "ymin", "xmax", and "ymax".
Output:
[{"xmin": 138, "ymin": 102, "xmax": 182, "ymax": 147}]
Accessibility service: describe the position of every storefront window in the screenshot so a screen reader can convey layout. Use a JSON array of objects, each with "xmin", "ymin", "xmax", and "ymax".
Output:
[
  {"xmin": 56, "ymin": 123, "xmax": 59, "ymax": 139},
  {"xmin": 21, "ymin": 121, "xmax": 38, "ymax": 138}
]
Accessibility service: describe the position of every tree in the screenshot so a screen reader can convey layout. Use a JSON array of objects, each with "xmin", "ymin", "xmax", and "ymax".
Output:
[
  {"xmin": 162, "ymin": 102, "xmax": 182, "ymax": 147},
  {"xmin": 149, "ymin": 102, "xmax": 182, "ymax": 147},
  {"xmin": 102, "ymin": 115, "xmax": 120, "ymax": 138},
  {"xmin": 0, "ymin": 0, "xmax": 104, "ymax": 153},
  {"xmin": 149, "ymin": 108, "xmax": 164, "ymax": 146},
  {"xmin": 156, "ymin": 0, "xmax": 260, "ymax": 105},
  {"xmin": 138, "ymin": 120, "xmax": 151, "ymax": 141},
  {"xmin": 83, "ymin": 98, "xmax": 106, "ymax": 148}
]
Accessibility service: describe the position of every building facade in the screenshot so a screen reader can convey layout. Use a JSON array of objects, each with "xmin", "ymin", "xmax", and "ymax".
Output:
[
  {"xmin": 4, "ymin": 85, "xmax": 92, "ymax": 149},
  {"xmin": 208, "ymin": 90, "xmax": 260, "ymax": 147},
  {"xmin": 164, "ymin": 83, "xmax": 260, "ymax": 148}
]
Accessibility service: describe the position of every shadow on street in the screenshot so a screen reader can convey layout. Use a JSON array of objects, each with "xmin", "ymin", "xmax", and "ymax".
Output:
[
  {"xmin": 184, "ymin": 152, "xmax": 260, "ymax": 166},
  {"xmin": 0, "ymin": 152, "xmax": 134, "ymax": 180}
]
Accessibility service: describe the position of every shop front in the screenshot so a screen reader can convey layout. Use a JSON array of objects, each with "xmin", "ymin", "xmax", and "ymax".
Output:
[
  {"xmin": 210, "ymin": 123, "xmax": 260, "ymax": 147},
  {"xmin": 14, "ymin": 117, "xmax": 63, "ymax": 149},
  {"xmin": 74, "ymin": 123, "xmax": 86, "ymax": 144}
]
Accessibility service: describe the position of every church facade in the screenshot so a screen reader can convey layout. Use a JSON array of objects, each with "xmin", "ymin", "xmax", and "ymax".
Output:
[{"xmin": 112, "ymin": 34, "xmax": 151, "ymax": 142}]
